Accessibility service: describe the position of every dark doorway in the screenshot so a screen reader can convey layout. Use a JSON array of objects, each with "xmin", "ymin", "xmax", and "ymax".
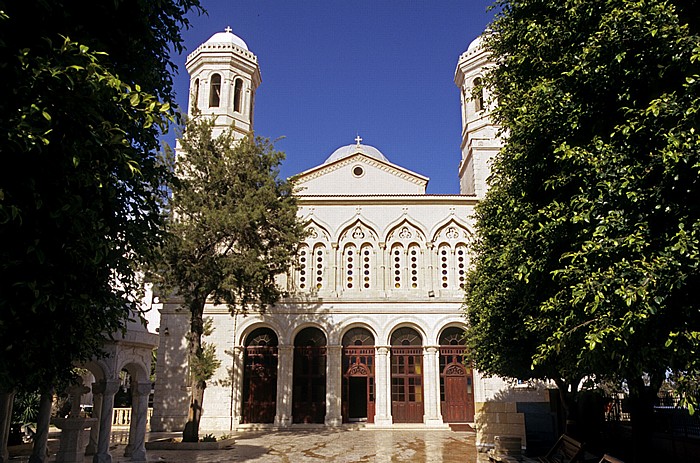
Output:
[
  {"xmin": 342, "ymin": 327, "xmax": 375, "ymax": 423},
  {"xmin": 292, "ymin": 327, "xmax": 327, "ymax": 424},
  {"xmin": 390, "ymin": 327, "xmax": 424, "ymax": 423},
  {"xmin": 242, "ymin": 328, "xmax": 278, "ymax": 423},
  {"xmin": 348, "ymin": 377, "xmax": 368, "ymax": 420}
]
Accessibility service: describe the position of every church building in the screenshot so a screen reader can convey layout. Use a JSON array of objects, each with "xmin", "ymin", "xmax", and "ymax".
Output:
[{"xmin": 151, "ymin": 27, "xmax": 539, "ymax": 438}]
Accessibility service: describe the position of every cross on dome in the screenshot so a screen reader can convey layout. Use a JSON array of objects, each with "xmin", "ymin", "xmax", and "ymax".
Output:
[
  {"xmin": 224, "ymin": 26, "xmax": 232, "ymax": 33},
  {"xmin": 355, "ymin": 135, "xmax": 363, "ymax": 146}
]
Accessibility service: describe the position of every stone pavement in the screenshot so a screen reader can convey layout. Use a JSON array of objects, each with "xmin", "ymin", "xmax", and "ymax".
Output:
[{"xmin": 39, "ymin": 427, "xmax": 491, "ymax": 462}]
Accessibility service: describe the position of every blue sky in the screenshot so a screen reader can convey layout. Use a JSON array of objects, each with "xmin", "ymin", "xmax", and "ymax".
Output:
[{"xmin": 167, "ymin": 1, "xmax": 496, "ymax": 194}]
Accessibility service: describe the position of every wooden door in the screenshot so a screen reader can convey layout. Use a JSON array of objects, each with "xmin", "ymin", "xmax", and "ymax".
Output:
[
  {"xmin": 242, "ymin": 346, "xmax": 277, "ymax": 423},
  {"xmin": 391, "ymin": 347, "xmax": 424, "ymax": 423},
  {"xmin": 439, "ymin": 346, "xmax": 475, "ymax": 423},
  {"xmin": 342, "ymin": 346, "xmax": 375, "ymax": 423},
  {"xmin": 292, "ymin": 346, "xmax": 326, "ymax": 423}
]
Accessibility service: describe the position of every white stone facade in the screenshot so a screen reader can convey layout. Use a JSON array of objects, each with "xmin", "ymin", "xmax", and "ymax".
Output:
[{"xmin": 151, "ymin": 28, "xmax": 548, "ymax": 435}]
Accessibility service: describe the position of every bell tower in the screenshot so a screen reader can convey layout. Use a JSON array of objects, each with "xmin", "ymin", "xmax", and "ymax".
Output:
[
  {"xmin": 185, "ymin": 26, "xmax": 261, "ymax": 139},
  {"xmin": 454, "ymin": 35, "xmax": 501, "ymax": 198}
]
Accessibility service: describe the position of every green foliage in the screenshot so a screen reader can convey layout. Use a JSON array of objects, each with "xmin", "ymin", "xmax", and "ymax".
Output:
[
  {"xmin": 154, "ymin": 116, "xmax": 306, "ymax": 440},
  {"xmin": 466, "ymin": 0, "xmax": 700, "ymax": 402},
  {"xmin": 157, "ymin": 117, "xmax": 307, "ymax": 315},
  {"xmin": 0, "ymin": 0, "xmax": 202, "ymax": 392}
]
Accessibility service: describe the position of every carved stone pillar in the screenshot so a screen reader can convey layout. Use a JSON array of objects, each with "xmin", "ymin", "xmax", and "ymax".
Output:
[
  {"xmin": 92, "ymin": 379, "xmax": 120, "ymax": 463},
  {"xmin": 373, "ymin": 347, "xmax": 392, "ymax": 427},
  {"xmin": 325, "ymin": 345, "xmax": 342, "ymax": 426},
  {"xmin": 124, "ymin": 382, "xmax": 150, "ymax": 461},
  {"xmin": 423, "ymin": 347, "xmax": 444, "ymax": 427},
  {"xmin": 274, "ymin": 346, "xmax": 293, "ymax": 427},
  {"xmin": 230, "ymin": 346, "xmax": 245, "ymax": 428}
]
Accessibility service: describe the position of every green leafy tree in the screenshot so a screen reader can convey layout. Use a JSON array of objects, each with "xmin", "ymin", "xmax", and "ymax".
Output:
[
  {"xmin": 156, "ymin": 118, "xmax": 306, "ymax": 442},
  {"xmin": 0, "ymin": 0, "xmax": 202, "ymax": 448},
  {"xmin": 465, "ymin": 0, "xmax": 700, "ymax": 458}
]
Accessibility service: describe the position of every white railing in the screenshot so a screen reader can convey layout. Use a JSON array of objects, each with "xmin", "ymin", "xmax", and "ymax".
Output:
[{"xmin": 112, "ymin": 407, "xmax": 153, "ymax": 427}]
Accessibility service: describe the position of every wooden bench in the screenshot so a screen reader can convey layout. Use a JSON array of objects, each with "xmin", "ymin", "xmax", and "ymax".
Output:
[
  {"xmin": 598, "ymin": 455, "xmax": 624, "ymax": 463},
  {"xmin": 537, "ymin": 434, "xmax": 586, "ymax": 463}
]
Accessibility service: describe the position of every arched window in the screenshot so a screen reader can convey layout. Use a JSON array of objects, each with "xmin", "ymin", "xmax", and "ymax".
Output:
[
  {"xmin": 360, "ymin": 244, "xmax": 373, "ymax": 289},
  {"xmin": 455, "ymin": 244, "xmax": 468, "ymax": 289},
  {"xmin": 391, "ymin": 244, "xmax": 404, "ymax": 289},
  {"xmin": 344, "ymin": 244, "xmax": 357, "ymax": 289},
  {"xmin": 473, "ymin": 77, "xmax": 484, "ymax": 112},
  {"xmin": 297, "ymin": 245, "xmax": 310, "ymax": 290},
  {"xmin": 438, "ymin": 244, "xmax": 451, "ymax": 289},
  {"xmin": 407, "ymin": 244, "xmax": 420, "ymax": 289},
  {"xmin": 209, "ymin": 73, "xmax": 221, "ymax": 107},
  {"xmin": 191, "ymin": 78, "xmax": 200, "ymax": 113},
  {"xmin": 233, "ymin": 78, "xmax": 243, "ymax": 112},
  {"xmin": 313, "ymin": 244, "xmax": 325, "ymax": 290}
]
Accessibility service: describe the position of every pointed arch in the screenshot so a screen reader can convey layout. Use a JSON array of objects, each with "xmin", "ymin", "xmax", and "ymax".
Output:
[
  {"xmin": 334, "ymin": 217, "xmax": 380, "ymax": 244},
  {"xmin": 429, "ymin": 217, "xmax": 473, "ymax": 244},
  {"xmin": 382, "ymin": 216, "xmax": 428, "ymax": 244}
]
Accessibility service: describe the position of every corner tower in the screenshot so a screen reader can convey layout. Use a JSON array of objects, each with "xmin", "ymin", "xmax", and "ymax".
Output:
[
  {"xmin": 454, "ymin": 35, "xmax": 501, "ymax": 198},
  {"xmin": 185, "ymin": 27, "xmax": 261, "ymax": 139}
]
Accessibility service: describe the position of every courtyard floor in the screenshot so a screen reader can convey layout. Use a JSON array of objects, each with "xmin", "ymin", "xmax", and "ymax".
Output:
[{"xmin": 38, "ymin": 427, "xmax": 490, "ymax": 463}]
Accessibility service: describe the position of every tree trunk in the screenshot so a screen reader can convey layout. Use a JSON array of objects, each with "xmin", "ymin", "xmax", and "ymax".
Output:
[
  {"xmin": 28, "ymin": 388, "xmax": 53, "ymax": 463},
  {"xmin": 628, "ymin": 375, "xmax": 662, "ymax": 463},
  {"xmin": 182, "ymin": 299, "xmax": 206, "ymax": 443},
  {"xmin": 554, "ymin": 378, "xmax": 581, "ymax": 438}
]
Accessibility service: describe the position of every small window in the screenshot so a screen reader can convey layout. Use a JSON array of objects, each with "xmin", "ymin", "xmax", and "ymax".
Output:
[
  {"xmin": 233, "ymin": 78, "xmax": 243, "ymax": 112},
  {"xmin": 473, "ymin": 77, "xmax": 484, "ymax": 112},
  {"xmin": 191, "ymin": 78, "xmax": 200, "ymax": 113},
  {"xmin": 209, "ymin": 73, "xmax": 221, "ymax": 108},
  {"xmin": 352, "ymin": 166, "xmax": 364, "ymax": 177}
]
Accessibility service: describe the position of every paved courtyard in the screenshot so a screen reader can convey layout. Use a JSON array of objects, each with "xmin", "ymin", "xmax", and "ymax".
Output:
[{"xmin": 42, "ymin": 428, "xmax": 489, "ymax": 463}]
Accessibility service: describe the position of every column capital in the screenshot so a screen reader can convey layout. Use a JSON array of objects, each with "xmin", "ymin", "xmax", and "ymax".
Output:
[
  {"xmin": 92, "ymin": 379, "xmax": 120, "ymax": 396},
  {"xmin": 425, "ymin": 346, "xmax": 439, "ymax": 354},
  {"xmin": 376, "ymin": 346, "xmax": 389, "ymax": 355}
]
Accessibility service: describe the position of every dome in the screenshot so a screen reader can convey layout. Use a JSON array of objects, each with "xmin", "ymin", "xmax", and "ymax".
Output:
[
  {"xmin": 204, "ymin": 27, "xmax": 249, "ymax": 51},
  {"xmin": 324, "ymin": 142, "xmax": 389, "ymax": 164},
  {"xmin": 467, "ymin": 35, "xmax": 484, "ymax": 52}
]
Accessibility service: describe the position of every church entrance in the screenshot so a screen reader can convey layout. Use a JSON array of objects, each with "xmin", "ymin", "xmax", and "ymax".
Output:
[
  {"xmin": 341, "ymin": 328, "xmax": 375, "ymax": 423},
  {"xmin": 292, "ymin": 327, "xmax": 327, "ymax": 424},
  {"xmin": 242, "ymin": 328, "xmax": 278, "ymax": 424},
  {"xmin": 390, "ymin": 327, "xmax": 424, "ymax": 423},
  {"xmin": 439, "ymin": 327, "xmax": 475, "ymax": 423}
]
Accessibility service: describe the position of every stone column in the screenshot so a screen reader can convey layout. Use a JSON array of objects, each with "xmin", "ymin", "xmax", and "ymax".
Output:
[
  {"xmin": 0, "ymin": 391, "xmax": 16, "ymax": 463},
  {"xmin": 425, "ymin": 242, "xmax": 435, "ymax": 294},
  {"xmin": 85, "ymin": 392, "xmax": 103, "ymax": 455},
  {"xmin": 325, "ymin": 345, "xmax": 342, "ymax": 426},
  {"xmin": 274, "ymin": 346, "xmax": 293, "ymax": 427},
  {"xmin": 230, "ymin": 346, "xmax": 245, "ymax": 429},
  {"xmin": 330, "ymin": 243, "xmax": 339, "ymax": 295},
  {"xmin": 423, "ymin": 347, "xmax": 444, "ymax": 427},
  {"xmin": 378, "ymin": 243, "xmax": 387, "ymax": 295},
  {"xmin": 123, "ymin": 382, "xmax": 150, "ymax": 461},
  {"xmin": 92, "ymin": 379, "xmax": 120, "ymax": 463},
  {"xmin": 373, "ymin": 347, "xmax": 392, "ymax": 427}
]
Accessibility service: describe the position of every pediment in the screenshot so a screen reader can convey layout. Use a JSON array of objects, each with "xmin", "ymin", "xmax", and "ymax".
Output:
[{"xmin": 294, "ymin": 153, "xmax": 428, "ymax": 195}]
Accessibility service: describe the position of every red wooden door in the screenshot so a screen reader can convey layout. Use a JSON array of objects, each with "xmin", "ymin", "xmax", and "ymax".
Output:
[
  {"xmin": 391, "ymin": 347, "xmax": 424, "ymax": 423},
  {"xmin": 439, "ymin": 346, "xmax": 475, "ymax": 422},
  {"xmin": 242, "ymin": 346, "xmax": 277, "ymax": 423},
  {"xmin": 292, "ymin": 346, "xmax": 326, "ymax": 423}
]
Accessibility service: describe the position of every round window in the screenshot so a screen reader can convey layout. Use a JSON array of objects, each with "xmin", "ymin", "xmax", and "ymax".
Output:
[{"xmin": 352, "ymin": 165, "xmax": 364, "ymax": 177}]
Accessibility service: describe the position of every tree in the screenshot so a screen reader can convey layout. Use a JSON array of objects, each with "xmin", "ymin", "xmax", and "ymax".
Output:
[
  {"xmin": 0, "ymin": 0, "xmax": 202, "ymax": 451},
  {"xmin": 465, "ymin": 0, "xmax": 700, "ymax": 458},
  {"xmin": 155, "ymin": 118, "xmax": 306, "ymax": 442}
]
